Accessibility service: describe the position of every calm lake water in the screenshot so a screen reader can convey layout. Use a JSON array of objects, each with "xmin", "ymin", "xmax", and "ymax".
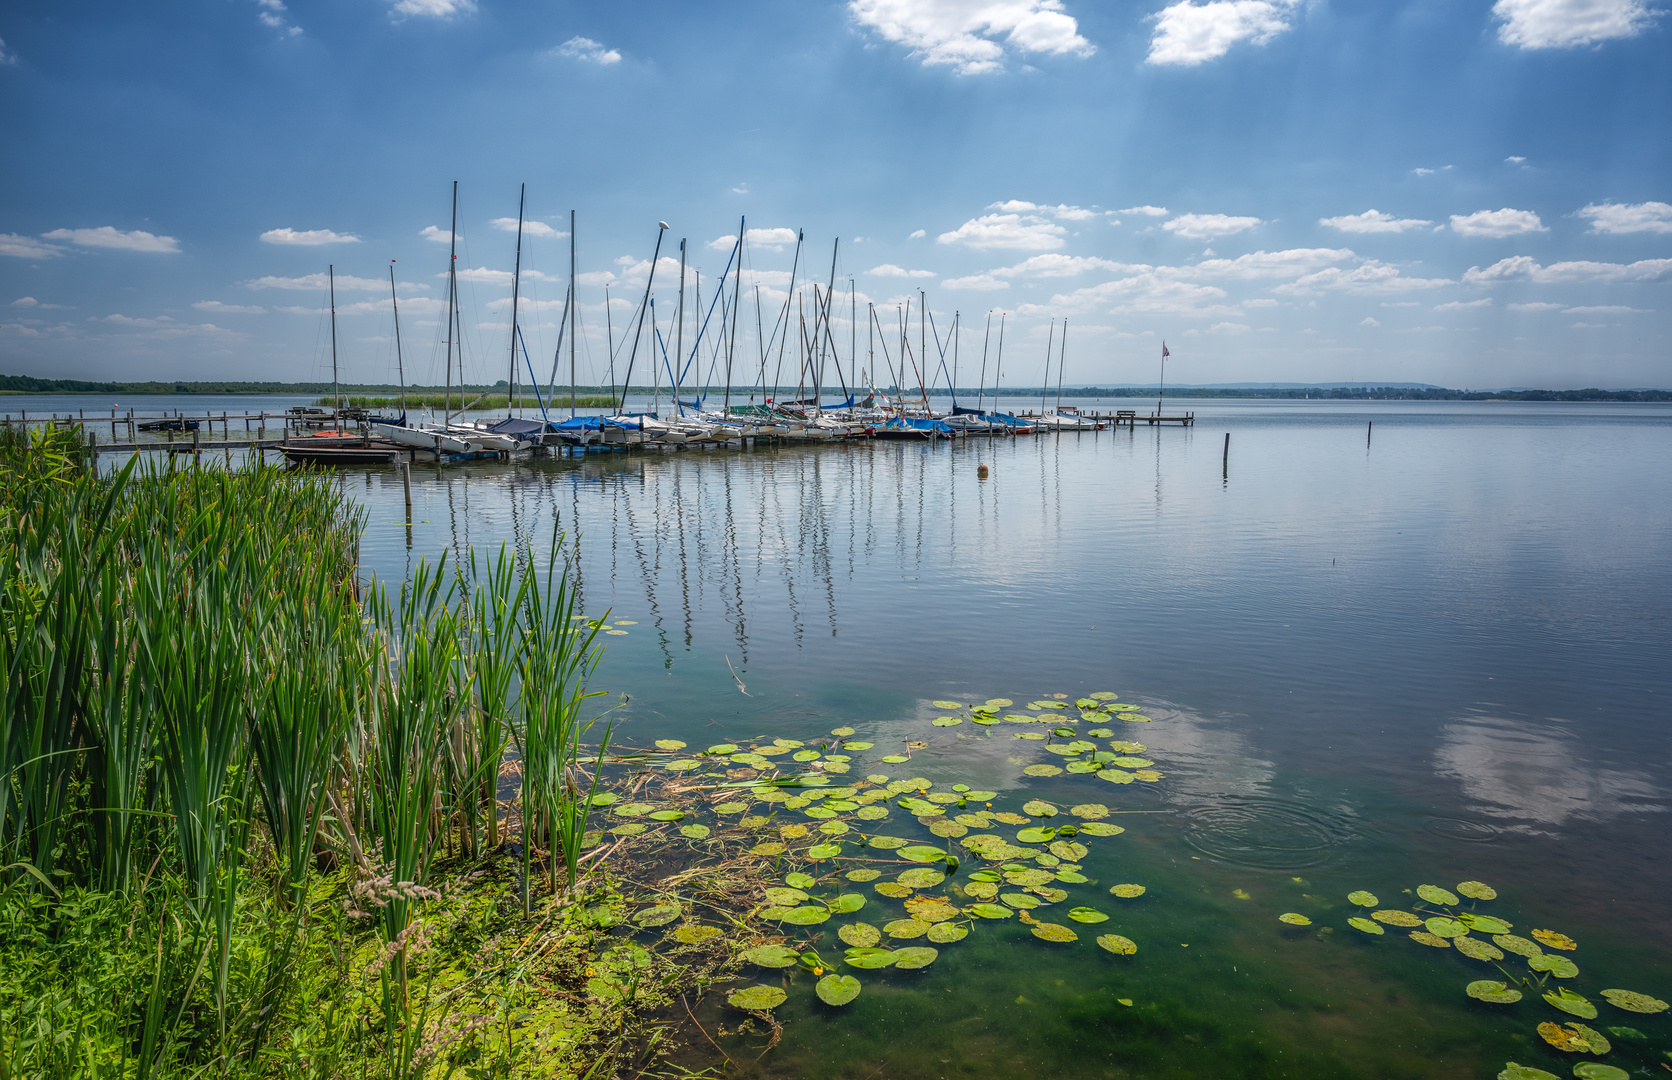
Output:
[{"xmin": 58, "ymin": 396, "xmax": 1672, "ymax": 1077}]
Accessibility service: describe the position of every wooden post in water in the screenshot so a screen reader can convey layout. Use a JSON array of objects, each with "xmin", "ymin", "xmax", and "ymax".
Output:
[
  {"xmin": 89, "ymin": 430, "xmax": 97, "ymax": 470},
  {"xmin": 1367, "ymin": 419, "xmax": 1372, "ymax": 446},
  {"xmin": 402, "ymin": 461, "xmax": 413, "ymax": 520},
  {"xmin": 1222, "ymin": 432, "xmax": 1230, "ymax": 478}
]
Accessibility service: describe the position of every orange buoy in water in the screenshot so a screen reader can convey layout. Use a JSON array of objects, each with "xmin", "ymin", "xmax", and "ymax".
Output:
[{"xmin": 977, "ymin": 464, "xmax": 990, "ymax": 479}]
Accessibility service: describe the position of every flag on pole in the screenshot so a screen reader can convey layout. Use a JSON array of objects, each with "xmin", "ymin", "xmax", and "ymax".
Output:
[{"xmin": 1162, "ymin": 343, "xmax": 1170, "ymax": 357}]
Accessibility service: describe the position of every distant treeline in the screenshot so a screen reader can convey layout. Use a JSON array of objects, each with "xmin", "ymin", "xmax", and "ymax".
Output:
[
  {"xmin": 4, "ymin": 374, "xmax": 1669, "ymax": 403},
  {"xmin": 317, "ymin": 394, "xmax": 621, "ymax": 410}
]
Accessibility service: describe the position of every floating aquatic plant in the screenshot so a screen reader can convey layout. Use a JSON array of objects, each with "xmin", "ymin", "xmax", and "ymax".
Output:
[
  {"xmin": 1279, "ymin": 913, "xmax": 1312, "ymax": 926},
  {"xmin": 817, "ymin": 974, "xmax": 862, "ymax": 1005},
  {"xmin": 728, "ymin": 985, "xmax": 787, "ymax": 1011},
  {"xmin": 1599, "ymin": 988, "xmax": 1667, "ymax": 1014},
  {"xmin": 1467, "ymin": 980, "xmax": 1523, "ymax": 1004}
]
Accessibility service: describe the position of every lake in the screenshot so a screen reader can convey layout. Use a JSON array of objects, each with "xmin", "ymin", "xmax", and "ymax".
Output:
[{"xmin": 38, "ymin": 395, "xmax": 1672, "ymax": 1077}]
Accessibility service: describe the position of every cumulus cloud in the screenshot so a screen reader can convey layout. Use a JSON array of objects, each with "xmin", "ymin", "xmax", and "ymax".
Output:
[
  {"xmin": 0, "ymin": 36, "xmax": 17, "ymax": 65},
  {"xmin": 0, "ymin": 233, "xmax": 63, "ymax": 259},
  {"xmin": 389, "ymin": 0, "xmax": 476, "ymax": 18},
  {"xmin": 254, "ymin": 0, "xmax": 302, "ymax": 36},
  {"xmin": 707, "ymin": 226, "xmax": 798, "ymax": 252},
  {"xmin": 1146, "ymin": 0, "xmax": 1299, "ymax": 66},
  {"xmin": 1435, "ymin": 298, "xmax": 1493, "ymax": 311},
  {"xmin": 1564, "ymin": 304, "xmax": 1648, "ymax": 314},
  {"xmin": 1450, "ymin": 208, "xmax": 1547, "ymax": 238},
  {"xmin": 1117, "ymin": 205, "xmax": 1170, "ymax": 217},
  {"xmin": 491, "ymin": 218, "xmax": 568, "ymax": 239},
  {"xmin": 1275, "ymin": 261, "xmax": 1453, "ymax": 294},
  {"xmin": 420, "ymin": 225, "xmax": 456, "ymax": 244},
  {"xmin": 937, "ymin": 212, "xmax": 1067, "ymax": 250},
  {"xmin": 554, "ymin": 36, "xmax": 622, "ymax": 64},
  {"xmin": 1492, "ymin": 0, "xmax": 1656, "ymax": 48},
  {"xmin": 909, "ymin": 229, "xmax": 927, "ymax": 239},
  {"xmin": 987, "ymin": 199, "xmax": 1103, "ymax": 220},
  {"xmin": 1319, "ymin": 209, "xmax": 1434, "ymax": 234},
  {"xmin": 43, "ymin": 226, "xmax": 180, "ymax": 253},
  {"xmin": 11, "ymin": 296, "xmax": 38, "ymax": 307},
  {"xmin": 246, "ymin": 272, "xmax": 410, "ymax": 291},
  {"xmin": 1162, "ymin": 212, "xmax": 1261, "ymax": 239},
  {"xmin": 990, "ymin": 253, "xmax": 1134, "ymax": 278},
  {"xmin": 1030, "ymin": 274, "xmax": 1239, "ymax": 318},
  {"xmin": 261, "ymin": 227, "xmax": 361, "ymax": 246},
  {"xmin": 193, "ymin": 300, "xmax": 267, "ymax": 314},
  {"xmin": 942, "ymin": 273, "xmax": 1010, "ymax": 290},
  {"xmin": 1180, "ymin": 248, "xmax": 1351, "ymax": 279},
  {"xmin": 1576, "ymin": 201, "xmax": 1672, "ymax": 235},
  {"xmin": 446, "ymin": 266, "xmax": 559, "ymax": 285},
  {"xmin": 1360, "ymin": 316, "xmax": 1380, "ymax": 327},
  {"xmin": 1507, "ymin": 301, "xmax": 1564, "ymax": 311},
  {"xmin": 848, "ymin": 0, "xmax": 1095, "ymax": 75},
  {"xmin": 1462, "ymin": 256, "xmax": 1672, "ymax": 285},
  {"xmin": 868, "ymin": 264, "xmax": 938, "ymax": 278}
]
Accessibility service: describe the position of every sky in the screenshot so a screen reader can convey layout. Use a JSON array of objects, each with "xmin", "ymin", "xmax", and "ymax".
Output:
[{"xmin": 1, "ymin": 0, "xmax": 1669, "ymax": 391}]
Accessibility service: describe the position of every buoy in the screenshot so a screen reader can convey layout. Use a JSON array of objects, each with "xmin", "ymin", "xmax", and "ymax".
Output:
[{"xmin": 977, "ymin": 464, "xmax": 989, "ymax": 479}]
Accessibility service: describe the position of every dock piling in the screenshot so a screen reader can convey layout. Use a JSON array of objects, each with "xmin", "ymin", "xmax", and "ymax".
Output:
[{"xmin": 1222, "ymin": 432, "xmax": 1229, "ymax": 478}]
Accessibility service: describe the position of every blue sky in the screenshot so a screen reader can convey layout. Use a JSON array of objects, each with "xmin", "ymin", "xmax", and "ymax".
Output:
[{"xmin": 1, "ymin": 0, "xmax": 1668, "ymax": 390}]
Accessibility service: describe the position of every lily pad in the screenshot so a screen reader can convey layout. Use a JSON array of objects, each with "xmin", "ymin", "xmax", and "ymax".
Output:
[
  {"xmin": 927, "ymin": 922, "xmax": 968, "ymax": 943},
  {"xmin": 751, "ymin": 842, "xmax": 787, "ymax": 857},
  {"xmin": 764, "ymin": 887, "xmax": 810, "ymax": 906},
  {"xmin": 931, "ymin": 700, "xmax": 964, "ymax": 710},
  {"xmin": 1347, "ymin": 890, "xmax": 1379, "ymax": 908},
  {"xmin": 727, "ymin": 985, "xmax": 787, "ymax": 1011},
  {"xmin": 1454, "ymin": 935, "xmax": 1505, "ymax": 962},
  {"xmin": 932, "ymin": 717, "xmax": 964, "ymax": 727},
  {"xmin": 1070, "ymin": 803, "xmax": 1111, "ymax": 819},
  {"xmin": 611, "ymin": 824, "xmax": 648, "ymax": 837},
  {"xmin": 894, "ymin": 946, "xmax": 940, "ymax": 969},
  {"xmin": 904, "ymin": 898, "xmax": 960, "ymax": 923},
  {"xmin": 1021, "ymin": 800, "xmax": 1058, "ymax": 817},
  {"xmin": 818, "ymin": 821, "xmax": 850, "ymax": 835},
  {"xmin": 1495, "ymin": 934, "xmax": 1544, "ymax": 958},
  {"xmin": 1279, "ymin": 913, "xmax": 1313, "ymax": 926},
  {"xmin": 783, "ymin": 906, "xmax": 831, "ymax": 926},
  {"xmin": 634, "ymin": 904, "xmax": 682, "ymax": 927},
  {"xmin": 816, "ymin": 973, "xmax": 862, "ymax": 1006},
  {"xmin": 714, "ymin": 801, "xmax": 748, "ymax": 815},
  {"xmin": 1023, "ymin": 764, "xmax": 1064, "ymax": 777},
  {"xmin": 1533, "ymin": 929, "xmax": 1578, "ymax": 951},
  {"xmin": 1097, "ymin": 934, "xmax": 1138, "ymax": 955},
  {"xmin": 1467, "ymin": 980, "xmax": 1523, "ymax": 1004},
  {"xmin": 1530, "ymin": 954, "xmax": 1579, "ymax": 978},
  {"xmin": 673, "ymin": 924, "xmax": 722, "ymax": 944},
  {"xmin": 1599, "ymin": 988, "xmax": 1669, "ymax": 1014},
  {"xmin": 1078, "ymin": 822, "xmax": 1126, "ymax": 837},
  {"xmin": 1030, "ymin": 922, "xmax": 1079, "ymax": 943},
  {"xmin": 844, "ymin": 947, "xmax": 897, "ymax": 969},
  {"xmin": 1089, "ymin": 691, "xmax": 1118, "ymax": 700},
  {"xmin": 664, "ymin": 760, "xmax": 702, "ymax": 772},
  {"xmin": 1572, "ymin": 1066, "xmax": 1629, "ymax": 1080},
  {"xmin": 1426, "ymin": 917, "xmax": 1469, "ymax": 938},
  {"xmin": 1372, "ymin": 910, "xmax": 1423, "ymax": 927},
  {"xmin": 856, "ymin": 806, "xmax": 890, "ymax": 821},
  {"xmin": 830, "ymin": 727, "xmax": 856, "ymax": 737},
  {"xmin": 1538, "ymin": 1021, "xmax": 1607, "ymax": 1053},
  {"xmin": 884, "ymin": 918, "xmax": 931, "ymax": 939},
  {"xmin": 879, "ymin": 755, "xmax": 911, "ymax": 763},
  {"xmin": 1602, "ymin": 1026, "xmax": 1645, "ymax": 1040},
  {"xmin": 1056, "ymin": 870, "xmax": 1090, "ymax": 884},
  {"xmin": 807, "ymin": 843, "xmax": 843, "ymax": 860},
  {"xmin": 874, "ymin": 882, "xmax": 913, "ymax": 899},
  {"xmin": 1001, "ymin": 892, "xmax": 1042, "ymax": 909},
  {"xmin": 1017, "ymin": 827, "xmax": 1057, "ymax": 844},
  {"xmin": 1097, "ymin": 769, "xmax": 1136, "ymax": 784},
  {"xmin": 655, "ymin": 739, "xmax": 687, "ymax": 750},
  {"xmin": 829, "ymin": 894, "xmax": 867, "ymax": 914},
  {"xmin": 1348, "ymin": 917, "xmax": 1384, "ymax": 936},
  {"xmin": 680, "ymin": 824, "xmax": 711, "ymax": 840},
  {"xmin": 743, "ymin": 944, "xmax": 801, "ymax": 968},
  {"xmin": 1110, "ymin": 884, "xmax": 1147, "ymax": 899},
  {"xmin": 839, "ymin": 923, "xmax": 881, "ymax": 949},
  {"xmin": 1544, "ymin": 987, "xmax": 1598, "ymax": 1019},
  {"xmin": 969, "ymin": 903, "xmax": 1014, "ymax": 919},
  {"xmin": 1048, "ymin": 840, "xmax": 1090, "ymax": 861},
  {"xmin": 899, "ymin": 845, "xmax": 948, "ymax": 862},
  {"xmin": 1496, "ymin": 1066, "xmax": 1559, "ymax": 1080},
  {"xmin": 590, "ymin": 793, "xmax": 621, "ymax": 807},
  {"xmin": 1409, "ymin": 932, "xmax": 1451, "ymax": 948},
  {"xmin": 1417, "ymin": 884, "xmax": 1460, "ymax": 906},
  {"xmin": 1457, "ymin": 880, "xmax": 1498, "ymax": 901},
  {"xmin": 844, "ymin": 868, "xmax": 882, "ymax": 883},
  {"xmin": 1458, "ymin": 913, "xmax": 1513, "ymax": 935},
  {"xmin": 1068, "ymin": 907, "xmax": 1110, "ymax": 924}
]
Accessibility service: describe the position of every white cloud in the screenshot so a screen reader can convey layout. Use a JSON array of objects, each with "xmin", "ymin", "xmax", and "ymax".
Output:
[
  {"xmin": 1507, "ymin": 301, "xmax": 1564, "ymax": 311},
  {"xmin": 1146, "ymin": 0, "xmax": 1299, "ymax": 66},
  {"xmin": 1032, "ymin": 274, "xmax": 1239, "ymax": 318},
  {"xmin": 1492, "ymin": 0, "xmax": 1656, "ymax": 48},
  {"xmin": 1576, "ymin": 201, "xmax": 1672, "ymax": 235},
  {"xmin": 1450, "ymin": 208, "xmax": 1547, "ymax": 238},
  {"xmin": 193, "ymin": 300, "xmax": 267, "ymax": 314},
  {"xmin": 1116, "ymin": 205, "xmax": 1170, "ymax": 217},
  {"xmin": 254, "ymin": 0, "xmax": 302, "ymax": 36},
  {"xmin": 1178, "ymin": 248, "xmax": 1351, "ymax": 279},
  {"xmin": 554, "ymin": 36, "xmax": 622, "ymax": 64},
  {"xmin": 1435, "ymin": 298, "xmax": 1493, "ymax": 311},
  {"xmin": 420, "ymin": 225, "xmax": 455, "ymax": 244},
  {"xmin": 1208, "ymin": 322, "xmax": 1251, "ymax": 334},
  {"xmin": 491, "ymin": 218, "xmax": 568, "ymax": 239},
  {"xmin": 909, "ymin": 229, "xmax": 927, "ymax": 239},
  {"xmin": 993, "ymin": 253, "xmax": 1133, "ymax": 278},
  {"xmin": 937, "ymin": 212, "xmax": 1067, "ymax": 250},
  {"xmin": 1244, "ymin": 297, "xmax": 1279, "ymax": 308},
  {"xmin": 260, "ymin": 227, "xmax": 361, "ymax": 246},
  {"xmin": 1506, "ymin": 155, "xmax": 1527, "ymax": 164},
  {"xmin": 1381, "ymin": 301, "xmax": 1421, "ymax": 307},
  {"xmin": 246, "ymin": 272, "xmax": 410, "ymax": 291},
  {"xmin": 848, "ymin": 0, "xmax": 1094, "ymax": 76},
  {"xmin": 986, "ymin": 199, "xmax": 1102, "ymax": 220},
  {"xmin": 11, "ymin": 296, "xmax": 38, "ymax": 307},
  {"xmin": 706, "ymin": 226, "xmax": 798, "ymax": 252},
  {"xmin": 1462, "ymin": 256, "xmax": 1672, "ymax": 284},
  {"xmin": 1570, "ymin": 321, "xmax": 1615, "ymax": 328},
  {"xmin": 1162, "ymin": 212, "xmax": 1261, "ymax": 239},
  {"xmin": 942, "ymin": 273, "xmax": 1010, "ymax": 290},
  {"xmin": 42, "ymin": 226, "xmax": 180, "ymax": 253},
  {"xmin": 389, "ymin": 0, "xmax": 475, "ymax": 18},
  {"xmin": 1275, "ymin": 261, "xmax": 1453, "ymax": 294},
  {"xmin": 1360, "ymin": 316, "xmax": 1381, "ymax": 327},
  {"xmin": 1564, "ymin": 304, "xmax": 1647, "ymax": 314},
  {"xmin": 868, "ymin": 264, "xmax": 938, "ymax": 278},
  {"xmin": 0, "ymin": 233, "xmax": 63, "ymax": 259},
  {"xmin": 447, "ymin": 266, "xmax": 559, "ymax": 285},
  {"xmin": 1319, "ymin": 209, "xmax": 1434, "ymax": 234},
  {"xmin": 0, "ymin": 36, "xmax": 17, "ymax": 65}
]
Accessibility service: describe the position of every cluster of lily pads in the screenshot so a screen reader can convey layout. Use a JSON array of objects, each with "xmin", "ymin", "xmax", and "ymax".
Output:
[
  {"xmin": 594, "ymin": 691, "xmax": 1163, "ymax": 1013},
  {"xmin": 1279, "ymin": 881, "xmax": 1667, "ymax": 1080}
]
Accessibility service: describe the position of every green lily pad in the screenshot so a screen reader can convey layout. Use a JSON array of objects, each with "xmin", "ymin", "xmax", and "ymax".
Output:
[
  {"xmin": 680, "ymin": 824, "xmax": 711, "ymax": 839},
  {"xmin": 1021, "ymin": 800, "xmax": 1057, "ymax": 817},
  {"xmin": 1603, "ymin": 1025, "xmax": 1645, "ymax": 1040},
  {"xmin": 1495, "ymin": 934, "xmax": 1543, "ymax": 958},
  {"xmin": 844, "ymin": 947, "xmax": 897, "ymax": 969},
  {"xmin": 634, "ymin": 904, "xmax": 682, "ymax": 927},
  {"xmin": 1409, "ymin": 932, "xmax": 1451, "ymax": 948},
  {"xmin": 1455, "ymin": 935, "xmax": 1505, "ymax": 961},
  {"xmin": 706, "ymin": 744, "xmax": 738, "ymax": 755},
  {"xmin": 1496, "ymin": 1066, "xmax": 1559, "ymax": 1080},
  {"xmin": 969, "ymin": 903, "xmax": 1014, "ymax": 919},
  {"xmin": 1023, "ymin": 763, "xmax": 1063, "ymax": 776},
  {"xmin": 829, "ymin": 894, "xmax": 867, "ymax": 914},
  {"xmin": 856, "ymin": 806, "xmax": 889, "ymax": 820},
  {"xmin": 1016, "ymin": 827, "xmax": 1057, "ymax": 844},
  {"xmin": 1001, "ymin": 892, "xmax": 1041, "ymax": 909},
  {"xmin": 751, "ymin": 842, "xmax": 787, "ymax": 856},
  {"xmin": 655, "ymin": 739, "xmax": 687, "ymax": 750},
  {"xmin": 1457, "ymin": 880, "xmax": 1498, "ymax": 901},
  {"xmin": 1539, "ymin": 1021, "xmax": 1609, "ymax": 1053},
  {"xmin": 1110, "ymin": 884, "xmax": 1146, "ymax": 899},
  {"xmin": 1533, "ymin": 929, "xmax": 1579, "ymax": 951},
  {"xmin": 1070, "ymin": 803, "xmax": 1110, "ymax": 819},
  {"xmin": 931, "ymin": 700, "xmax": 964, "ymax": 710},
  {"xmin": 1089, "ymin": 691, "xmax": 1118, "ymax": 700},
  {"xmin": 783, "ymin": 906, "xmax": 831, "ymax": 926},
  {"xmin": 1056, "ymin": 871, "xmax": 1090, "ymax": 884},
  {"xmin": 879, "ymin": 755, "xmax": 910, "ymax": 763},
  {"xmin": 839, "ymin": 922, "xmax": 880, "ymax": 948},
  {"xmin": 899, "ymin": 845, "xmax": 947, "ymax": 862},
  {"xmin": 1458, "ymin": 913, "xmax": 1512, "ymax": 935},
  {"xmin": 1347, "ymin": 890, "xmax": 1379, "ymax": 908},
  {"xmin": 784, "ymin": 872, "xmax": 817, "ymax": 889},
  {"xmin": 1425, "ymin": 917, "xmax": 1469, "ymax": 938},
  {"xmin": 1466, "ymin": 980, "xmax": 1523, "ymax": 1004},
  {"xmin": 899, "ymin": 868, "xmax": 946, "ymax": 889},
  {"xmin": 612, "ymin": 823, "xmax": 649, "ymax": 836},
  {"xmin": 844, "ymin": 741, "xmax": 874, "ymax": 750},
  {"xmin": 673, "ymin": 924, "xmax": 722, "ymax": 944},
  {"xmin": 884, "ymin": 918, "xmax": 931, "ymax": 939},
  {"xmin": 1417, "ymin": 884, "xmax": 1460, "ymax": 906},
  {"xmin": 1078, "ymin": 822, "xmax": 1126, "ymax": 837},
  {"xmin": 728, "ymin": 985, "xmax": 787, "ymax": 1011},
  {"xmin": 874, "ymin": 882, "xmax": 913, "ymax": 899},
  {"xmin": 927, "ymin": 922, "xmax": 968, "ymax": 943},
  {"xmin": 1097, "ymin": 934, "xmax": 1137, "ymax": 955},
  {"xmin": 1031, "ymin": 922, "xmax": 1078, "ymax": 943},
  {"xmin": 1049, "ymin": 840, "xmax": 1090, "ymax": 861},
  {"xmin": 743, "ymin": 944, "xmax": 801, "ymax": 968},
  {"xmin": 1349, "ymin": 917, "xmax": 1384, "ymax": 936},
  {"xmin": 807, "ymin": 843, "xmax": 842, "ymax": 860},
  {"xmin": 1373, "ymin": 910, "xmax": 1423, "ymax": 927},
  {"xmin": 1068, "ymin": 907, "xmax": 1110, "ymax": 924},
  {"xmin": 1110, "ymin": 756, "xmax": 1153, "ymax": 768},
  {"xmin": 793, "ymin": 750, "xmax": 822, "ymax": 763},
  {"xmin": 845, "ymin": 868, "xmax": 882, "ymax": 883},
  {"xmin": 1530, "ymin": 954, "xmax": 1579, "ymax": 978},
  {"xmin": 590, "ymin": 793, "xmax": 621, "ymax": 807},
  {"xmin": 973, "ymin": 715, "xmax": 1000, "ymax": 726},
  {"xmin": 893, "ymin": 946, "xmax": 939, "ymax": 969},
  {"xmin": 932, "ymin": 717, "xmax": 964, "ymax": 727},
  {"xmin": 818, "ymin": 821, "xmax": 850, "ymax": 836},
  {"xmin": 1097, "ymin": 769, "xmax": 1136, "ymax": 784},
  {"xmin": 713, "ymin": 801, "xmax": 749, "ymax": 815},
  {"xmin": 1123, "ymin": 715, "xmax": 1153, "ymax": 723},
  {"xmin": 1544, "ymin": 988, "xmax": 1598, "ymax": 1019},
  {"xmin": 830, "ymin": 727, "xmax": 855, "ymax": 737},
  {"xmin": 764, "ymin": 887, "xmax": 810, "ymax": 906},
  {"xmin": 1600, "ymin": 988, "xmax": 1669, "ymax": 1014},
  {"xmin": 664, "ymin": 759, "xmax": 702, "ymax": 772},
  {"xmin": 1279, "ymin": 913, "xmax": 1312, "ymax": 926},
  {"xmin": 1572, "ymin": 1065, "xmax": 1629, "ymax": 1080},
  {"xmin": 817, "ymin": 974, "xmax": 862, "ymax": 1006}
]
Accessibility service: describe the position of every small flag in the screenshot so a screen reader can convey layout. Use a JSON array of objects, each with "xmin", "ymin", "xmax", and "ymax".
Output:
[{"xmin": 1162, "ymin": 343, "xmax": 1170, "ymax": 357}]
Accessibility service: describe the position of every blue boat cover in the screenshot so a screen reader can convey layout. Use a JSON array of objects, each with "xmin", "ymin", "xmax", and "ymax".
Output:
[{"xmin": 882, "ymin": 417, "xmax": 955, "ymax": 434}]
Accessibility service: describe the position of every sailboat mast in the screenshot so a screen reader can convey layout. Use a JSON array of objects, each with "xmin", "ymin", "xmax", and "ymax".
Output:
[
  {"xmin": 952, "ymin": 311, "xmax": 959, "ymax": 412},
  {"xmin": 329, "ymin": 264, "xmax": 340, "ymax": 415},
  {"xmin": 725, "ymin": 216, "xmax": 744, "ymax": 413},
  {"xmin": 1040, "ymin": 320, "xmax": 1054, "ymax": 419},
  {"xmin": 617, "ymin": 222, "xmax": 669, "ymax": 411},
  {"xmin": 445, "ymin": 181, "xmax": 458, "ymax": 425},
  {"xmin": 993, "ymin": 312, "xmax": 1006, "ymax": 416},
  {"xmin": 389, "ymin": 262, "xmax": 405, "ymax": 417},
  {"xmin": 976, "ymin": 312, "xmax": 991, "ymax": 415},
  {"xmin": 1056, "ymin": 319, "xmax": 1067, "ymax": 412},
  {"xmin": 675, "ymin": 238, "xmax": 686, "ymax": 416},
  {"xmin": 508, "ymin": 184, "xmax": 525, "ymax": 415},
  {"xmin": 569, "ymin": 209, "xmax": 577, "ymax": 418},
  {"xmin": 920, "ymin": 289, "xmax": 928, "ymax": 409}
]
